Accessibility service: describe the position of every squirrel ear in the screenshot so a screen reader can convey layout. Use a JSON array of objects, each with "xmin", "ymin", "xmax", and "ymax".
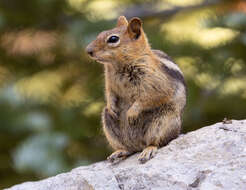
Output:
[
  {"xmin": 127, "ymin": 17, "xmax": 142, "ymax": 39},
  {"xmin": 117, "ymin": 16, "xmax": 128, "ymax": 27}
]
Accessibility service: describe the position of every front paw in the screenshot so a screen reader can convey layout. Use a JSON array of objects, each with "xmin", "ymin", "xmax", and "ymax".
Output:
[
  {"xmin": 127, "ymin": 106, "xmax": 139, "ymax": 124},
  {"xmin": 107, "ymin": 105, "xmax": 119, "ymax": 119}
]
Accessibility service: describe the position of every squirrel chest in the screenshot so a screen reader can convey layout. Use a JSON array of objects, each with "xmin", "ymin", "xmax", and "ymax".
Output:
[{"xmin": 107, "ymin": 64, "xmax": 145, "ymax": 102}]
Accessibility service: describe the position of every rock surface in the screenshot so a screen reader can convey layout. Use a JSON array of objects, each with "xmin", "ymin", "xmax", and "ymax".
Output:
[{"xmin": 5, "ymin": 120, "xmax": 246, "ymax": 190}]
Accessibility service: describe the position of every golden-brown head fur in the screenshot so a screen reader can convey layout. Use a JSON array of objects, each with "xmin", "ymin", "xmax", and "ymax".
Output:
[{"xmin": 86, "ymin": 16, "xmax": 151, "ymax": 65}]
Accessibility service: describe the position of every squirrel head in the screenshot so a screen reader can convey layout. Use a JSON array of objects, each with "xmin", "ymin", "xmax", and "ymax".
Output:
[{"xmin": 86, "ymin": 16, "xmax": 151, "ymax": 65}]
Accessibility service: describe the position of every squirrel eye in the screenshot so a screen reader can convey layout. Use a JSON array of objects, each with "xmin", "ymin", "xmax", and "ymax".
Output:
[{"xmin": 107, "ymin": 35, "xmax": 119, "ymax": 43}]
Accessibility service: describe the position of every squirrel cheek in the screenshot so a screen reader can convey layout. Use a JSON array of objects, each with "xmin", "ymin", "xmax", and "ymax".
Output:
[{"xmin": 98, "ymin": 51, "xmax": 113, "ymax": 60}]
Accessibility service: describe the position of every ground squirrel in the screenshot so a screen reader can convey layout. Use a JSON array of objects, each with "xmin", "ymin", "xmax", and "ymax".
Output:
[{"xmin": 86, "ymin": 16, "xmax": 186, "ymax": 163}]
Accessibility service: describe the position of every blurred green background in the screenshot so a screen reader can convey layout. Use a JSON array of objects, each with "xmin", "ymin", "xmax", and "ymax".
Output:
[{"xmin": 0, "ymin": 0, "xmax": 246, "ymax": 188}]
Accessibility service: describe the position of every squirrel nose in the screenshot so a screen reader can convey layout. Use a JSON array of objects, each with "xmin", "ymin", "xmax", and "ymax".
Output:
[{"xmin": 86, "ymin": 46, "xmax": 94, "ymax": 57}]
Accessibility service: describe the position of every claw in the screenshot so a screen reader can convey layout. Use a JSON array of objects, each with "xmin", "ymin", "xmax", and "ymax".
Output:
[
  {"xmin": 107, "ymin": 150, "xmax": 131, "ymax": 164},
  {"xmin": 107, "ymin": 106, "xmax": 119, "ymax": 120},
  {"xmin": 138, "ymin": 146, "xmax": 157, "ymax": 164}
]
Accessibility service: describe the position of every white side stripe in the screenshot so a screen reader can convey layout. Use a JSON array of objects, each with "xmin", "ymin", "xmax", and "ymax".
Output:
[{"xmin": 159, "ymin": 58, "xmax": 183, "ymax": 74}]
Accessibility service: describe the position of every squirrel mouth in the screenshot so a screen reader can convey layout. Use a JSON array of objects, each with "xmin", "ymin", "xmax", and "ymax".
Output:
[
  {"xmin": 87, "ymin": 52, "xmax": 108, "ymax": 64},
  {"xmin": 89, "ymin": 56, "xmax": 105, "ymax": 64}
]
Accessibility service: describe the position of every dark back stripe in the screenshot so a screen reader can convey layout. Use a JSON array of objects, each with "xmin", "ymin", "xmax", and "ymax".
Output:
[
  {"xmin": 152, "ymin": 49, "xmax": 174, "ymax": 62},
  {"xmin": 162, "ymin": 63, "xmax": 188, "ymax": 97},
  {"xmin": 152, "ymin": 49, "xmax": 186, "ymax": 87},
  {"xmin": 161, "ymin": 64, "xmax": 186, "ymax": 87}
]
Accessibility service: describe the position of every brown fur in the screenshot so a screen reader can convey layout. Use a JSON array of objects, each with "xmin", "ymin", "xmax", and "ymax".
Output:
[{"xmin": 86, "ymin": 16, "xmax": 186, "ymax": 163}]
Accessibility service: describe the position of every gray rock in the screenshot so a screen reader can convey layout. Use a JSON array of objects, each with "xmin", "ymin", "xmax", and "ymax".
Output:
[{"xmin": 5, "ymin": 120, "xmax": 246, "ymax": 190}]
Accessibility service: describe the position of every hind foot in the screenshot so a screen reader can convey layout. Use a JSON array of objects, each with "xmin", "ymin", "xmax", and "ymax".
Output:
[
  {"xmin": 107, "ymin": 149, "xmax": 132, "ymax": 164},
  {"xmin": 138, "ymin": 146, "xmax": 157, "ymax": 164}
]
